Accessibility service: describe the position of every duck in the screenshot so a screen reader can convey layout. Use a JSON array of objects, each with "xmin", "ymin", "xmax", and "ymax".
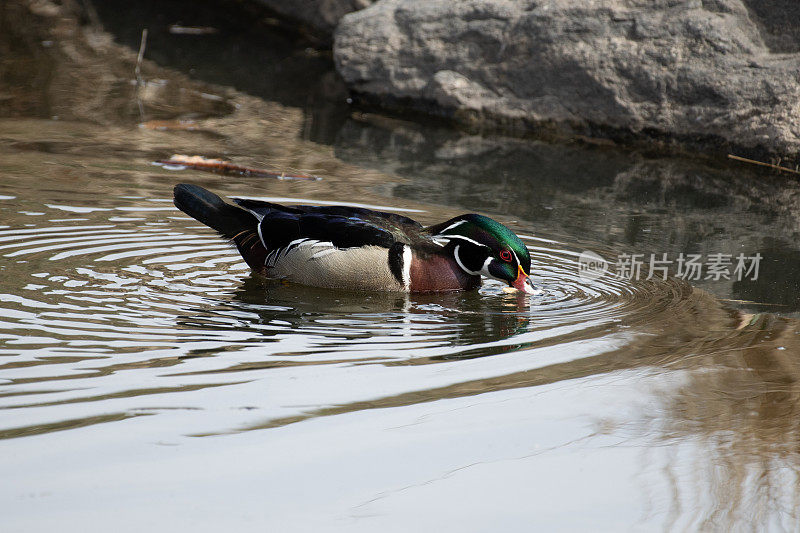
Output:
[{"xmin": 173, "ymin": 183, "xmax": 535, "ymax": 294}]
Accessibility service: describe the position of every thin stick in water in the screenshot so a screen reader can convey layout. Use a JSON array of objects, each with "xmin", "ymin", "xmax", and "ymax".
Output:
[
  {"xmin": 728, "ymin": 154, "xmax": 800, "ymax": 175},
  {"xmin": 135, "ymin": 28, "xmax": 148, "ymax": 83},
  {"xmin": 135, "ymin": 28, "xmax": 148, "ymax": 122}
]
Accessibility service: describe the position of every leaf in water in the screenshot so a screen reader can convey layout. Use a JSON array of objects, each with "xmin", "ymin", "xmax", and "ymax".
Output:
[{"xmin": 153, "ymin": 154, "xmax": 321, "ymax": 181}]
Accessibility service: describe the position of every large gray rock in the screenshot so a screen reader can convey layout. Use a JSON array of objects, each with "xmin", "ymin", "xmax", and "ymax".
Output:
[{"xmin": 334, "ymin": 0, "xmax": 800, "ymax": 159}]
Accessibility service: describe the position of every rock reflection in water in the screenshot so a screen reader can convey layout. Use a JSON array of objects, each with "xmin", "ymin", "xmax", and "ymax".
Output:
[
  {"xmin": 733, "ymin": 243, "xmax": 800, "ymax": 312},
  {"xmin": 335, "ymin": 116, "xmax": 800, "ymax": 313}
]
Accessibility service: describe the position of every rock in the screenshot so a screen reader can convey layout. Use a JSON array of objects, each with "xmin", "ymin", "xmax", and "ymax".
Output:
[
  {"xmin": 334, "ymin": 0, "xmax": 800, "ymax": 159},
  {"xmin": 254, "ymin": 0, "xmax": 374, "ymax": 39}
]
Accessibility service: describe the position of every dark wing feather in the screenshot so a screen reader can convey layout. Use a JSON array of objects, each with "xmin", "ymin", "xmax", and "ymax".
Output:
[
  {"xmin": 298, "ymin": 214, "xmax": 396, "ymax": 249},
  {"xmin": 256, "ymin": 212, "xmax": 300, "ymax": 250},
  {"xmin": 234, "ymin": 198, "xmax": 421, "ymax": 229},
  {"xmin": 293, "ymin": 205, "xmax": 423, "ymax": 230},
  {"xmin": 178, "ymin": 187, "xmax": 421, "ymax": 273},
  {"xmin": 233, "ymin": 197, "xmax": 420, "ymax": 249},
  {"xmin": 254, "ymin": 212, "xmax": 397, "ymax": 250},
  {"xmin": 233, "ymin": 198, "xmax": 305, "ymax": 218}
]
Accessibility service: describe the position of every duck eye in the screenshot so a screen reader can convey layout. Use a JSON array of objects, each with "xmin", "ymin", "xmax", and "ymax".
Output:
[{"xmin": 499, "ymin": 250, "xmax": 513, "ymax": 262}]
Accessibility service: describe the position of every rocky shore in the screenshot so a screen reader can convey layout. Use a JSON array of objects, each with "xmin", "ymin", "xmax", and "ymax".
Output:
[
  {"xmin": 260, "ymin": 0, "xmax": 800, "ymax": 162},
  {"xmin": 332, "ymin": 0, "xmax": 800, "ymax": 161}
]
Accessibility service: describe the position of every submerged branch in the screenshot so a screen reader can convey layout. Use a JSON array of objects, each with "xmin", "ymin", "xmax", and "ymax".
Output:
[{"xmin": 728, "ymin": 154, "xmax": 800, "ymax": 176}]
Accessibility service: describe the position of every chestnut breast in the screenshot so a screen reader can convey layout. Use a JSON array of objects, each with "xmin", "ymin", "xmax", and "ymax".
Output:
[{"xmin": 409, "ymin": 253, "xmax": 481, "ymax": 292}]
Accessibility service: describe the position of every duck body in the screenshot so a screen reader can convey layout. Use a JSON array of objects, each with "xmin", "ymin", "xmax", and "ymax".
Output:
[{"xmin": 173, "ymin": 184, "xmax": 533, "ymax": 294}]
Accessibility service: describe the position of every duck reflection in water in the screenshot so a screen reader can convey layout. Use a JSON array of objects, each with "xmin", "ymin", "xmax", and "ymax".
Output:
[{"xmin": 227, "ymin": 274, "xmax": 535, "ymax": 354}]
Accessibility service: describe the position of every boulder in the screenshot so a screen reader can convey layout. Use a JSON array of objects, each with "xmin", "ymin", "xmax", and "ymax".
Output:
[{"xmin": 334, "ymin": 0, "xmax": 800, "ymax": 159}]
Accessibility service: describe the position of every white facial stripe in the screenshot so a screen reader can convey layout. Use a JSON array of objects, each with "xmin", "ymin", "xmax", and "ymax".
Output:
[
  {"xmin": 431, "ymin": 237, "xmax": 449, "ymax": 247},
  {"xmin": 453, "ymin": 244, "xmax": 480, "ymax": 275},
  {"xmin": 442, "ymin": 234, "xmax": 485, "ymax": 248},
  {"xmin": 512, "ymin": 250, "xmax": 521, "ymax": 268},
  {"xmin": 511, "ymin": 249, "xmax": 532, "ymax": 276},
  {"xmin": 402, "ymin": 244, "xmax": 412, "ymax": 291},
  {"xmin": 440, "ymin": 220, "xmax": 466, "ymax": 233}
]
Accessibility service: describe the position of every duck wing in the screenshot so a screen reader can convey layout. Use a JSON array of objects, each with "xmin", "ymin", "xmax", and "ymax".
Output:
[
  {"xmin": 174, "ymin": 184, "xmax": 421, "ymax": 281},
  {"xmin": 232, "ymin": 198, "xmax": 423, "ymax": 250}
]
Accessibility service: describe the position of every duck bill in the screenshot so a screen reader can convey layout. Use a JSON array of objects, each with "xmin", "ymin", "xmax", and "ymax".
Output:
[{"xmin": 510, "ymin": 266, "xmax": 536, "ymax": 294}]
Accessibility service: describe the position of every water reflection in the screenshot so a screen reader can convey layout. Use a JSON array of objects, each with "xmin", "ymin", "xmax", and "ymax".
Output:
[
  {"xmin": 3, "ymin": 1, "xmax": 800, "ymax": 528},
  {"xmin": 335, "ymin": 116, "xmax": 800, "ymax": 313},
  {"xmin": 642, "ymin": 313, "xmax": 800, "ymax": 529},
  {"xmin": 733, "ymin": 242, "xmax": 800, "ymax": 311},
  {"xmin": 0, "ymin": 206, "xmax": 706, "ymax": 431},
  {"xmin": 90, "ymin": 0, "xmax": 350, "ymax": 142}
]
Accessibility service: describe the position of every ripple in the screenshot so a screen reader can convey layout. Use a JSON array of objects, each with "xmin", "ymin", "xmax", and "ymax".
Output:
[{"xmin": 0, "ymin": 200, "xmax": 699, "ymax": 439}]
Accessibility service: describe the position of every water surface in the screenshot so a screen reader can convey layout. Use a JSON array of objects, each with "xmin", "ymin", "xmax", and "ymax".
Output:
[{"xmin": 2, "ymin": 2, "xmax": 800, "ymax": 531}]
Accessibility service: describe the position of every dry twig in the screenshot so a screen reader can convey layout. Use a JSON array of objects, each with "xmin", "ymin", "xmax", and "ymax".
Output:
[
  {"xmin": 727, "ymin": 154, "xmax": 800, "ymax": 176},
  {"xmin": 135, "ymin": 28, "xmax": 148, "ymax": 122}
]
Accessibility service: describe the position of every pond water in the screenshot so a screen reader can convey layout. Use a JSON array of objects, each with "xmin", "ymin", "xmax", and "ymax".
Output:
[{"xmin": 2, "ymin": 2, "xmax": 800, "ymax": 531}]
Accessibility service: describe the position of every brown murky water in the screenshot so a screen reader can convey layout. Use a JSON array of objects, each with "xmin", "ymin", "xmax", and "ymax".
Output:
[{"xmin": 2, "ymin": 2, "xmax": 800, "ymax": 531}]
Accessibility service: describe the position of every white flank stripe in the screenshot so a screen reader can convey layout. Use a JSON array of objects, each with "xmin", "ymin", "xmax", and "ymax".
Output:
[
  {"xmin": 311, "ymin": 248, "xmax": 338, "ymax": 260},
  {"xmin": 402, "ymin": 245, "xmax": 412, "ymax": 291},
  {"xmin": 256, "ymin": 222, "xmax": 266, "ymax": 248}
]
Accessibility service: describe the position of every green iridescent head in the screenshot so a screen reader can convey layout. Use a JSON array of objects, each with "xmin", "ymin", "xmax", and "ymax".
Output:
[{"xmin": 432, "ymin": 214, "xmax": 534, "ymax": 294}]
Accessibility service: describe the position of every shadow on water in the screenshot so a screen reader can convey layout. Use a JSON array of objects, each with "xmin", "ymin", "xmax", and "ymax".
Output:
[{"xmin": 88, "ymin": 0, "xmax": 350, "ymax": 143}]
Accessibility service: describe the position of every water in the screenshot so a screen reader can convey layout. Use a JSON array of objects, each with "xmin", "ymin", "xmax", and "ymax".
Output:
[{"xmin": 2, "ymin": 2, "xmax": 800, "ymax": 531}]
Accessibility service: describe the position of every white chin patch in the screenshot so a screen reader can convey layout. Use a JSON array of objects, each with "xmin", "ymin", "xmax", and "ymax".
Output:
[{"xmin": 479, "ymin": 257, "xmax": 495, "ymax": 278}]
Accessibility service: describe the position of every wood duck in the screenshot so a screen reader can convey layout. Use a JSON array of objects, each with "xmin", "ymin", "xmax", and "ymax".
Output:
[{"xmin": 173, "ymin": 184, "xmax": 535, "ymax": 294}]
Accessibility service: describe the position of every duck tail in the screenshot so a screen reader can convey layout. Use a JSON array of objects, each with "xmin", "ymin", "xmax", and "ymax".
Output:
[
  {"xmin": 173, "ymin": 183, "xmax": 269, "ymax": 271},
  {"xmin": 173, "ymin": 183, "xmax": 255, "ymax": 239}
]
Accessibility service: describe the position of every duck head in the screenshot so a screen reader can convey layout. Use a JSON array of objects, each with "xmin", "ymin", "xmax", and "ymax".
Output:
[{"xmin": 431, "ymin": 214, "xmax": 535, "ymax": 294}]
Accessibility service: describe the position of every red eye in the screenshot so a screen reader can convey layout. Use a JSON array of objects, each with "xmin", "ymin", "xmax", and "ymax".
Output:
[{"xmin": 499, "ymin": 250, "xmax": 513, "ymax": 262}]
